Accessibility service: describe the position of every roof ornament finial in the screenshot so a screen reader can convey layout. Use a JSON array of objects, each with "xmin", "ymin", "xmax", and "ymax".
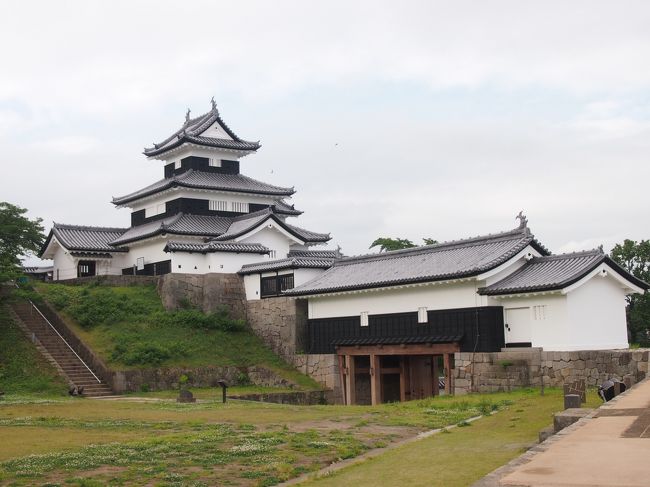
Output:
[
  {"xmin": 515, "ymin": 211, "xmax": 528, "ymax": 229},
  {"xmin": 210, "ymin": 96, "xmax": 217, "ymax": 111},
  {"xmin": 598, "ymin": 244, "xmax": 604, "ymax": 254},
  {"xmin": 185, "ymin": 108, "xmax": 191, "ymax": 123}
]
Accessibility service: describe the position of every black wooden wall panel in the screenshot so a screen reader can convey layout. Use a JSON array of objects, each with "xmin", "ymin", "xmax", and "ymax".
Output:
[{"xmin": 307, "ymin": 306, "xmax": 504, "ymax": 354}]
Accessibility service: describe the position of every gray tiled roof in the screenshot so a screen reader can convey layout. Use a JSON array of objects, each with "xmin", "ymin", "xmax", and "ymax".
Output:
[
  {"xmin": 110, "ymin": 209, "xmax": 330, "ymax": 247},
  {"xmin": 110, "ymin": 213, "xmax": 231, "ymax": 246},
  {"xmin": 286, "ymin": 226, "xmax": 549, "ymax": 296},
  {"xmin": 238, "ymin": 256, "xmax": 336, "ymax": 275},
  {"xmin": 479, "ymin": 250, "xmax": 650, "ymax": 295},
  {"xmin": 210, "ymin": 209, "xmax": 331, "ymax": 244},
  {"xmin": 288, "ymin": 249, "xmax": 342, "ymax": 259},
  {"xmin": 164, "ymin": 241, "xmax": 270, "ymax": 254},
  {"xmin": 112, "ymin": 169, "xmax": 295, "ymax": 205},
  {"xmin": 332, "ymin": 335, "xmax": 464, "ymax": 346},
  {"xmin": 41, "ymin": 224, "xmax": 129, "ymax": 256},
  {"xmin": 144, "ymin": 105, "xmax": 260, "ymax": 157}
]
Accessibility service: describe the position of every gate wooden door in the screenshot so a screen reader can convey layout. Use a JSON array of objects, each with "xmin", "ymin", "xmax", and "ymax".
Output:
[{"xmin": 409, "ymin": 356, "xmax": 434, "ymax": 399}]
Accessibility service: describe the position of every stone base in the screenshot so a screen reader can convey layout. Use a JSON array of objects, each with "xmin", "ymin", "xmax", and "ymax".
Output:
[{"xmin": 554, "ymin": 408, "xmax": 593, "ymax": 432}]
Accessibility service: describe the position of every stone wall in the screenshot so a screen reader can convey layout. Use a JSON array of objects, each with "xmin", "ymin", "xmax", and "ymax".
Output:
[
  {"xmin": 245, "ymin": 297, "xmax": 343, "ymax": 403},
  {"xmin": 245, "ymin": 296, "xmax": 308, "ymax": 361},
  {"xmin": 454, "ymin": 349, "xmax": 650, "ymax": 394},
  {"xmin": 292, "ymin": 353, "xmax": 343, "ymax": 403},
  {"xmin": 157, "ymin": 273, "xmax": 246, "ymax": 319},
  {"xmin": 111, "ymin": 365, "xmax": 295, "ymax": 394}
]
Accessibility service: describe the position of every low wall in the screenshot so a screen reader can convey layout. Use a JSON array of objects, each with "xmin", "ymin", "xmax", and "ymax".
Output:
[
  {"xmin": 454, "ymin": 349, "xmax": 650, "ymax": 394},
  {"xmin": 246, "ymin": 296, "xmax": 308, "ymax": 361},
  {"xmin": 111, "ymin": 365, "xmax": 296, "ymax": 394},
  {"xmin": 56, "ymin": 275, "xmax": 160, "ymax": 286},
  {"xmin": 229, "ymin": 390, "xmax": 329, "ymax": 405},
  {"xmin": 157, "ymin": 273, "xmax": 246, "ymax": 319}
]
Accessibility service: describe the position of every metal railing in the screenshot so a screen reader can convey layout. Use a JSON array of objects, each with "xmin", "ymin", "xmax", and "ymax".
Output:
[{"xmin": 28, "ymin": 300, "xmax": 102, "ymax": 384}]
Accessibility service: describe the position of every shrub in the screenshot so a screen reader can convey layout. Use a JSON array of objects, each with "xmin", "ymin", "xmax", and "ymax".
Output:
[{"xmin": 111, "ymin": 343, "xmax": 184, "ymax": 366}]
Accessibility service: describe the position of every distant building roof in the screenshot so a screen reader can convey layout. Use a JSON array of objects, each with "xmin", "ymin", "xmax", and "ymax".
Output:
[
  {"xmin": 286, "ymin": 225, "xmax": 549, "ymax": 296},
  {"xmin": 112, "ymin": 169, "xmax": 295, "ymax": 206},
  {"xmin": 143, "ymin": 102, "xmax": 260, "ymax": 157},
  {"xmin": 40, "ymin": 223, "xmax": 129, "ymax": 257},
  {"xmin": 23, "ymin": 266, "xmax": 53, "ymax": 274},
  {"xmin": 479, "ymin": 249, "xmax": 650, "ymax": 295}
]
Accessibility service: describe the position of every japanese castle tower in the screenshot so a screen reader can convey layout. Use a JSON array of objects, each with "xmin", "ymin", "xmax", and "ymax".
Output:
[{"xmin": 41, "ymin": 100, "xmax": 337, "ymax": 295}]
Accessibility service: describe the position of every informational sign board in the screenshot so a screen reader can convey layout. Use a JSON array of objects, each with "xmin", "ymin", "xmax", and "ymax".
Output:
[{"xmin": 136, "ymin": 257, "xmax": 145, "ymax": 271}]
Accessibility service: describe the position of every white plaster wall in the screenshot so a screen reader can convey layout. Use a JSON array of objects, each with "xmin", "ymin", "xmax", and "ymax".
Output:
[
  {"xmin": 52, "ymin": 245, "xmax": 77, "ymax": 280},
  {"xmin": 121, "ymin": 238, "xmax": 172, "ymax": 268},
  {"xmin": 244, "ymin": 274, "xmax": 261, "ymax": 300},
  {"xmin": 307, "ymin": 281, "xmax": 484, "ymax": 319},
  {"xmin": 495, "ymin": 294, "xmax": 569, "ymax": 350},
  {"xmin": 239, "ymin": 226, "xmax": 293, "ymax": 258},
  {"xmin": 205, "ymin": 252, "xmax": 269, "ymax": 274},
  {"xmin": 566, "ymin": 275, "xmax": 630, "ymax": 350}
]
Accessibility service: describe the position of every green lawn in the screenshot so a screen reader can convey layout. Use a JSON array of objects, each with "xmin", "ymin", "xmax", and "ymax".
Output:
[
  {"xmin": 0, "ymin": 389, "xmax": 560, "ymax": 486},
  {"xmin": 301, "ymin": 388, "xmax": 602, "ymax": 487},
  {"xmin": 31, "ymin": 283, "xmax": 320, "ymax": 389},
  {"xmin": 0, "ymin": 303, "xmax": 67, "ymax": 396}
]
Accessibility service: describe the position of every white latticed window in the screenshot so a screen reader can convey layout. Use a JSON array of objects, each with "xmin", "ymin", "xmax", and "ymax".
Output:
[
  {"xmin": 231, "ymin": 202, "xmax": 249, "ymax": 213},
  {"xmin": 418, "ymin": 307, "xmax": 428, "ymax": 323},
  {"xmin": 209, "ymin": 200, "xmax": 228, "ymax": 211},
  {"xmin": 533, "ymin": 305, "xmax": 547, "ymax": 320},
  {"xmin": 360, "ymin": 311, "xmax": 369, "ymax": 327},
  {"xmin": 208, "ymin": 158, "xmax": 221, "ymax": 167},
  {"xmin": 174, "ymin": 160, "xmax": 181, "ymax": 169},
  {"xmin": 145, "ymin": 204, "xmax": 166, "ymax": 218}
]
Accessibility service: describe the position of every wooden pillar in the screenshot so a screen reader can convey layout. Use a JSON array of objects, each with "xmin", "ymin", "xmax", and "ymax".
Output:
[
  {"xmin": 399, "ymin": 356, "xmax": 407, "ymax": 402},
  {"xmin": 432, "ymin": 355, "xmax": 439, "ymax": 396},
  {"xmin": 345, "ymin": 355, "xmax": 356, "ymax": 405},
  {"xmin": 370, "ymin": 353, "xmax": 381, "ymax": 405},
  {"xmin": 337, "ymin": 354, "xmax": 346, "ymax": 405},
  {"xmin": 444, "ymin": 353, "xmax": 453, "ymax": 395}
]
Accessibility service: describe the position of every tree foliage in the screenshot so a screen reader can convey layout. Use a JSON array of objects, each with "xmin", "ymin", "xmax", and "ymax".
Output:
[
  {"xmin": 0, "ymin": 202, "xmax": 45, "ymax": 283},
  {"xmin": 610, "ymin": 239, "xmax": 650, "ymax": 345},
  {"xmin": 370, "ymin": 237, "xmax": 438, "ymax": 252}
]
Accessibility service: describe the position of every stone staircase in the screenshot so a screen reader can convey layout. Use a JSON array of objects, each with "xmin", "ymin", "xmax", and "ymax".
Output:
[{"xmin": 11, "ymin": 301, "xmax": 114, "ymax": 397}]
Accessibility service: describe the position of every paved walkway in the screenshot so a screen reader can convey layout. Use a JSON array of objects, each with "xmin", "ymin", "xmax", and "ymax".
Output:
[{"xmin": 478, "ymin": 377, "xmax": 650, "ymax": 487}]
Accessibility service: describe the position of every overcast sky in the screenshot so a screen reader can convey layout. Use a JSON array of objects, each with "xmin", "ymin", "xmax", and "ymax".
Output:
[{"xmin": 2, "ymin": 1, "xmax": 649, "ymax": 264}]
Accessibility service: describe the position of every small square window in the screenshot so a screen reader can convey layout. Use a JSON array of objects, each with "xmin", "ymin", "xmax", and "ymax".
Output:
[
  {"xmin": 360, "ymin": 311, "xmax": 369, "ymax": 327},
  {"xmin": 174, "ymin": 160, "xmax": 181, "ymax": 169}
]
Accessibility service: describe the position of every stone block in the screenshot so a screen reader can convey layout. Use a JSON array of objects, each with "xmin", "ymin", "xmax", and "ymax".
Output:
[
  {"xmin": 539, "ymin": 425, "xmax": 555, "ymax": 443},
  {"xmin": 564, "ymin": 394, "xmax": 581, "ymax": 409},
  {"xmin": 553, "ymin": 408, "xmax": 593, "ymax": 433}
]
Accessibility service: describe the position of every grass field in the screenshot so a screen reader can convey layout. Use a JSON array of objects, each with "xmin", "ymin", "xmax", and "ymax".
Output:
[
  {"xmin": 0, "ymin": 388, "xmax": 597, "ymax": 486},
  {"xmin": 30, "ymin": 283, "xmax": 320, "ymax": 389}
]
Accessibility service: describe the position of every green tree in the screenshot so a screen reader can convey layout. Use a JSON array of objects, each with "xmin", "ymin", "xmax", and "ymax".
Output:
[
  {"xmin": 0, "ymin": 202, "xmax": 45, "ymax": 283},
  {"xmin": 370, "ymin": 237, "xmax": 438, "ymax": 252},
  {"xmin": 610, "ymin": 239, "xmax": 650, "ymax": 345}
]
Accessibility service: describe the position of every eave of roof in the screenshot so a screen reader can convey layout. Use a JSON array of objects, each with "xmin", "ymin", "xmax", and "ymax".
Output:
[
  {"xmin": 112, "ymin": 169, "xmax": 295, "ymax": 206},
  {"xmin": 164, "ymin": 241, "xmax": 270, "ymax": 254},
  {"xmin": 238, "ymin": 256, "xmax": 335, "ymax": 275}
]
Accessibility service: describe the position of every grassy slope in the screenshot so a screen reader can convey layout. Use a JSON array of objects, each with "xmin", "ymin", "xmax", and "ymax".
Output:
[
  {"xmin": 33, "ymin": 283, "xmax": 320, "ymax": 389},
  {"xmin": 0, "ymin": 303, "xmax": 67, "ymax": 396},
  {"xmin": 304, "ymin": 388, "xmax": 602, "ymax": 487}
]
